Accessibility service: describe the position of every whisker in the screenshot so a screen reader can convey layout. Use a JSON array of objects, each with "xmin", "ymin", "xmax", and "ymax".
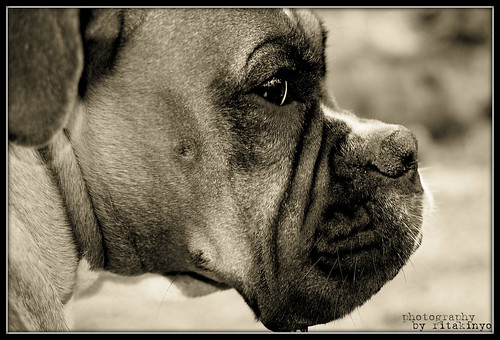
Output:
[
  {"xmin": 407, "ymin": 257, "xmax": 417, "ymax": 273},
  {"xmin": 312, "ymin": 261, "xmax": 337, "ymax": 328},
  {"xmin": 309, "ymin": 233, "xmax": 324, "ymax": 253},
  {"xmin": 417, "ymin": 166, "xmax": 433, "ymax": 173},
  {"xmin": 349, "ymin": 309, "xmax": 357, "ymax": 328},
  {"xmin": 371, "ymin": 252, "xmax": 378, "ymax": 276},
  {"xmin": 336, "ymin": 249, "xmax": 345, "ymax": 281},
  {"xmin": 300, "ymin": 256, "xmax": 323, "ymax": 283},
  {"xmin": 357, "ymin": 305, "xmax": 363, "ymax": 323},
  {"xmin": 298, "ymin": 234, "xmax": 326, "ymax": 283},
  {"xmin": 352, "ymin": 256, "xmax": 358, "ymax": 284},
  {"xmin": 271, "ymin": 233, "xmax": 325, "ymax": 331},
  {"xmin": 155, "ymin": 270, "xmax": 184, "ymax": 320}
]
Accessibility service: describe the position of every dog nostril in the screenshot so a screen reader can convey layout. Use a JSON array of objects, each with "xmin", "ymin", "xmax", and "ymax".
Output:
[{"xmin": 370, "ymin": 127, "xmax": 418, "ymax": 178}]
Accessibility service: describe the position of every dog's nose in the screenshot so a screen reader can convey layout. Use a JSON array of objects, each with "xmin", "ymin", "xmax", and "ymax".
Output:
[{"xmin": 368, "ymin": 126, "xmax": 418, "ymax": 177}]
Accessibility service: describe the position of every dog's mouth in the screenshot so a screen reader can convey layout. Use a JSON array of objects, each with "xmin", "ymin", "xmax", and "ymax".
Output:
[
  {"xmin": 240, "ymin": 166, "xmax": 425, "ymax": 332},
  {"xmin": 313, "ymin": 227, "xmax": 385, "ymax": 276},
  {"xmin": 311, "ymin": 196, "xmax": 423, "ymax": 280}
]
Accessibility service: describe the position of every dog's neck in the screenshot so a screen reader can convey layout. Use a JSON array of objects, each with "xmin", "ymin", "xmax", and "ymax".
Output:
[{"xmin": 38, "ymin": 125, "xmax": 106, "ymax": 271}]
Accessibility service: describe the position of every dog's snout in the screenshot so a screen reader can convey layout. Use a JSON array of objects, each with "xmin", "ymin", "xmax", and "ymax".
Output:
[
  {"xmin": 368, "ymin": 126, "xmax": 418, "ymax": 178},
  {"xmin": 324, "ymin": 110, "xmax": 420, "ymax": 180}
]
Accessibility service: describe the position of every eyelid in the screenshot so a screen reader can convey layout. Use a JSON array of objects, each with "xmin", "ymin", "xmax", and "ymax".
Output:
[
  {"xmin": 245, "ymin": 41, "xmax": 297, "ymax": 88},
  {"xmin": 247, "ymin": 65, "xmax": 295, "ymax": 94},
  {"xmin": 245, "ymin": 36, "xmax": 292, "ymax": 71}
]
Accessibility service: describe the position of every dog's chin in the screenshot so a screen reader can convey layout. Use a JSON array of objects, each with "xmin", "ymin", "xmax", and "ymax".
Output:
[{"xmin": 253, "ymin": 244, "xmax": 418, "ymax": 332}]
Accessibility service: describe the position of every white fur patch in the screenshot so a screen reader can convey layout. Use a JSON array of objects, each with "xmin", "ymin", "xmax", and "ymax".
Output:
[
  {"xmin": 420, "ymin": 174, "xmax": 435, "ymax": 216},
  {"xmin": 64, "ymin": 259, "xmax": 101, "ymax": 329},
  {"xmin": 419, "ymin": 170, "xmax": 436, "ymax": 235},
  {"xmin": 321, "ymin": 103, "xmax": 393, "ymax": 138},
  {"xmin": 74, "ymin": 258, "xmax": 101, "ymax": 294}
]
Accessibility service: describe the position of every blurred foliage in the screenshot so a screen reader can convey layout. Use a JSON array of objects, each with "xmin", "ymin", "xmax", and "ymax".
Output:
[{"xmin": 316, "ymin": 8, "xmax": 492, "ymax": 145}]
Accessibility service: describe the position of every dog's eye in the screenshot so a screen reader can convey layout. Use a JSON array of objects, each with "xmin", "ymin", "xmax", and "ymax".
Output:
[{"xmin": 256, "ymin": 77, "xmax": 289, "ymax": 106}]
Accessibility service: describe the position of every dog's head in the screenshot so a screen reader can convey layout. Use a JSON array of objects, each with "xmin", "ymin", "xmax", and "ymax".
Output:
[{"xmin": 9, "ymin": 9, "xmax": 429, "ymax": 331}]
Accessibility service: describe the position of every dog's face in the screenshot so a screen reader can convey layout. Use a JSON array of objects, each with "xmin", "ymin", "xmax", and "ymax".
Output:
[{"xmin": 67, "ymin": 9, "xmax": 425, "ymax": 331}]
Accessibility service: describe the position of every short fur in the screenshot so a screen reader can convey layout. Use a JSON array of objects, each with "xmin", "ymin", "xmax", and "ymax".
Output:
[{"xmin": 8, "ymin": 9, "xmax": 427, "ymax": 332}]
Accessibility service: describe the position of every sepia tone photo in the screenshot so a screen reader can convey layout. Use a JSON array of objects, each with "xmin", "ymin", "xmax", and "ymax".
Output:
[{"xmin": 7, "ymin": 7, "xmax": 492, "ymax": 333}]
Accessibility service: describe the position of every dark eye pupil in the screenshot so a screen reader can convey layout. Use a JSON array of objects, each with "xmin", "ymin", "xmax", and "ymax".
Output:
[{"xmin": 258, "ymin": 77, "xmax": 288, "ymax": 106}]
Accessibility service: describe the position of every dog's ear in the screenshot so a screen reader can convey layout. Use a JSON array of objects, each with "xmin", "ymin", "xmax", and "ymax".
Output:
[
  {"xmin": 8, "ymin": 9, "xmax": 135, "ymax": 148},
  {"xmin": 79, "ymin": 9, "xmax": 127, "ymax": 98},
  {"xmin": 8, "ymin": 9, "xmax": 83, "ymax": 148},
  {"xmin": 79, "ymin": 9, "xmax": 146, "ymax": 97}
]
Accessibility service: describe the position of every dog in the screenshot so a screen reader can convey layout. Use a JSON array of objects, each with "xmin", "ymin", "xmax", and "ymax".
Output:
[{"xmin": 8, "ymin": 8, "xmax": 431, "ymax": 332}]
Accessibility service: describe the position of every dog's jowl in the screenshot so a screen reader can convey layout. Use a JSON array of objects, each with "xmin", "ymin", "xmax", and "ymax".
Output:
[{"xmin": 8, "ymin": 8, "xmax": 430, "ymax": 332}]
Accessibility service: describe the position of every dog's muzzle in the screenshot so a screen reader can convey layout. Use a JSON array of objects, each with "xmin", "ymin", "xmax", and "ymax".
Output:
[
  {"xmin": 312, "ymin": 121, "xmax": 422, "ymax": 274},
  {"xmin": 249, "ymin": 109, "xmax": 426, "ymax": 332}
]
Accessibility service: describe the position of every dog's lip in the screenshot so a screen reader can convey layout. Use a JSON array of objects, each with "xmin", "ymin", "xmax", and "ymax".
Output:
[
  {"xmin": 184, "ymin": 271, "xmax": 231, "ymax": 289},
  {"xmin": 314, "ymin": 244, "xmax": 380, "ymax": 272},
  {"xmin": 311, "ymin": 226, "xmax": 383, "ymax": 273},
  {"xmin": 162, "ymin": 271, "xmax": 231, "ymax": 290},
  {"xmin": 315, "ymin": 232, "xmax": 380, "ymax": 260},
  {"xmin": 321, "ymin": 230, "xmax": 378, "ymax": 252},
  {"xmin": 314, "ymin": 210, "xmax": 378, "ymax": 250}
]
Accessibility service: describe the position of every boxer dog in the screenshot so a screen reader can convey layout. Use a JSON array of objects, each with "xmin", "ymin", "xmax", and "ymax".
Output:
[{"xmin": 8, "ymin": 8, "xmax": 430, "ymax": 332}]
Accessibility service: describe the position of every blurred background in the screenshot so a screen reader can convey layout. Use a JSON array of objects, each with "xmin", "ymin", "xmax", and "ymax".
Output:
[{"xmin": 69, "ymin": 8, "xmax": 492, "ymax": 332}]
